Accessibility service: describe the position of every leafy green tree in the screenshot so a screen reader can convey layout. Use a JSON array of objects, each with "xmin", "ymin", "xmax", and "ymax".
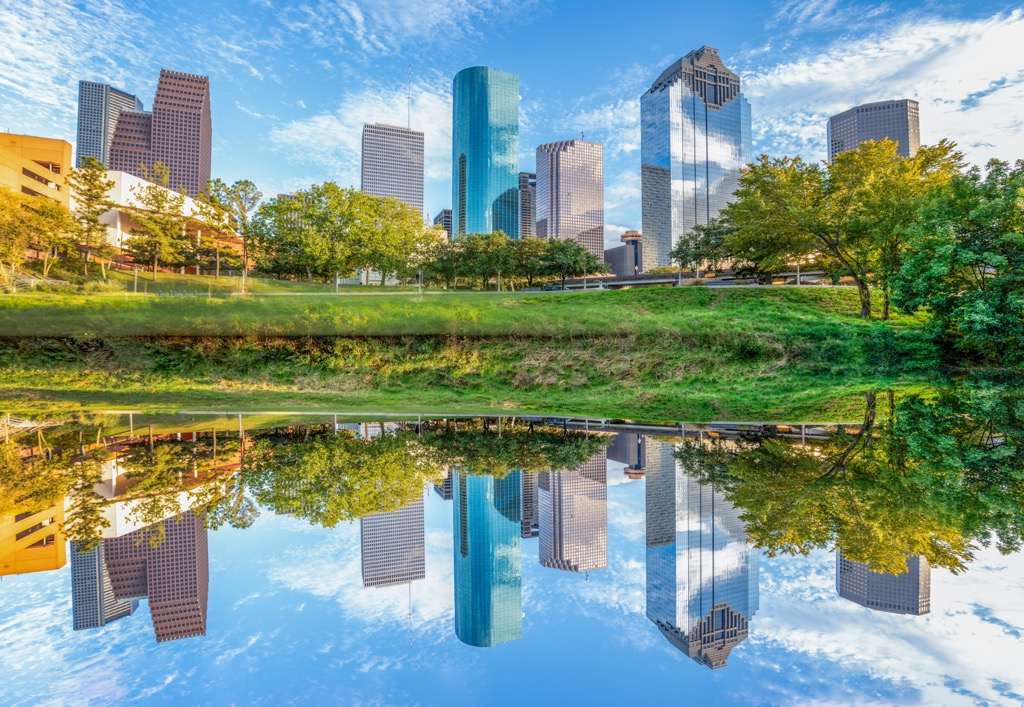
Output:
[
  {"xmin": 29, "ymin": 199, "xmax": 78, "ymax": 278},
  {"xmin": 669, "ymin": 216, "xmax": 737, "ymax": 274},
  {"xmin": 124, "ymin": 162, "xmax": 189, "ymax": 280},
  {"xmin": 459, "ymin": 231, "xmax": 514, "ymax": 289},
  {"xmin": 205, "ymin": 178, "xmax": 262, "ymax": 287},
  {"xmin": 892, "ymin": 159, "xmax": 1024, "ymax": 364},
  {"xmin": 512, "ymin": 236, "xmax": 549, "ymax": 287},
  {"xmin": 541, "ymin": 238, "xmax": 606, "ymax": 288},
  {"xmin": 358, "ymin": 194, "xmax": 431, "ymax": 285},
  {"xmin": 0, "ymin": 187, "xmax": 36, "ymax": 283},
  {"xmin": 422, "ymin": 232, "xmax": 462, "ymax": 288},
  {"xmin": 69, "ymin": 156, "xmax": 115, "ymax": 277}
]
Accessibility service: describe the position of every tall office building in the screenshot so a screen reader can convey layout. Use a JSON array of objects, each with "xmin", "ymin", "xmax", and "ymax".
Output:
[
  {"xmin": 361, "ymin": 123, "xmax": 425, "ymax": 214},
  {"xmin": 108, "ymin": 69, "xmax": 212, "ymax": 196},
  {"xmin": 70, "ymin": 542, "xmax": 138, "ymax": 630},
  {"xmin": 76, "ymin": 81, "xmax": 143, "ymax": 167},
  {"xmin": 434, "ymin": 469, "xmax": 454, "ymax": 500},
  {"xmin": 518, "ymin": 171, "xmax": 536, "ymax": 238},
  {"xmin": 538, "ymin": 450, "xmax": 608, "ymax": 572},
  {"xmin": 104, "ymin": 510, "xmax": 209, "ymax": 642},
  {"xmin": 433, "ymin": 209, "xmax": 453, "ymax": 239},
  {"xmin": 645, "ymin": 441, "xmax": 759, "ymax": 669},
  {"xmin": 453, "ymin": 470, "xmax": 523, "ymax": 647},
  {"xmin": 827, "ymin": 99, "xmax": 920, "ymax": 161},
  {"xmin": 360, "ymin": 499, "xmax": 426, "ymax": 588},
  {"xmin": 836, "ymin": 551, "xmax": 930, "ymax": 615},
  {"xmin": 535, "ymin": 140, "xmax": 604, "ymax": 259},
  {"xmin": 452, "ymin": 66, "xmax": 519, "ymax": 238},
  {"xmin": 520, "ymin": 471, "xmax": 539, "ymax": 538},
  {"xmin": 641, "ymin": 46, "xmax": 752, "ymax": 269}
]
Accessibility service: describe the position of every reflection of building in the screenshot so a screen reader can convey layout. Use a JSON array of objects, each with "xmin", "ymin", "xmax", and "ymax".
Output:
[
  {"xmin": 836, "ymin": 551, "xmax": 931, "ymax": 615},
  {"xmin": 0, "ymin": 133, "xmax": 72, "ymax": 206},
  {"xmin": 76, "ymin": 80, "xmax": 144, "ymax": 167},
  {"xmin": 360, "ymin": 499, "xmax": 426, "ymax": 588},
  {"xmin": 361, "ymin": 123, "xmax": 425, "ymax": 214},
  {"xmin": 520, "ymin": 471, "xmax": 539, "ymax": 538},
  {"xmin": 646, "ymin": 442, "xmax": 759, "ymax": 669},
  {"xmin": 0, "ymin": 504, "xmax": 67, "ymax": 576},
  {"xmin": 433, "ymin": 209, "xmax": 453, "ymax": 239},
  {"xmin": 827, "ymin": 99, "xmax": 920, "ymax": 161},
  {"xmin": 104, "ymin": 510, "xmax": 209, "ymax": 642},
  {"xmin": 452, "ymin": 66, "xmax": 519, "ymax": 238},
  {"xmin": 535, "ymin": 139, "xmax": 604, "ymax": 259},
  {"xmin": 108, "ymin": 69, "xmax": 211, "ymax": 196},
  {"xmin": 71, "ymin": 542, "xmax": 138, "ymax": 629},
  {"xmin": 640, "ymin": 46, "xmax": 752, "ymax": 269},
  {"xmin": 538, "ymin": 451, "xmax": 607, "ymax": 572},
  {"xmin": 607, "ymin": 432, "xmax": 646, "ymax": 478},
  {"xmin": 453, "ymin": 470, "xmax": 522, "ymax": 647},
  {"xmin": 518, "ymin": 171, "xmax": 536, "ymax": 238},
  {"xmin": 434, "ymin": 470, "xmax": 454, "ymax": 500}
]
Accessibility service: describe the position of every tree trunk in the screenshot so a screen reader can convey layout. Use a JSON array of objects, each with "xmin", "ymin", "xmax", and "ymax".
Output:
[
  {"xmin": 882, "ymin": 289, "xmax": 890, "ymax": 320},
  {"xmin": 854, "ymin": 275, "xmax": 871, "ymax": 318},
  {"xmin": 561, "ymin": 273, "xmax": 567, "ymax": 289},
  {"xmin": 152, "ymin": 257, "xmax": 158, "ymax": 281},
  {"xmin": 215, "ymin": 247, "xmax": 220, "ymax": 279}
]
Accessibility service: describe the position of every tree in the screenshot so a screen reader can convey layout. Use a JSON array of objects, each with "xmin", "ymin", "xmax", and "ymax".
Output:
[
  {"xmin": 0, "ymin": 188, "xmax": 36, "ymax": 283},
  {"xmin": 422, "ymin": 233, "xmax": 462, "ymax": 289},
  {"xmin": 512, "ymin": 236, "xmax": 548, "ymax": 287},
  {"xmin": 357, "ymin": 194, "xmax": 431, "ymax": 285},
  {"xmin": 206, "ymin": 178, "xmax": 262, "ymax": 288},
  {"xmin": 892, "ymin": 159, "xmax": 1024, "ymax": 364},
  {"xmin": 459, "ymin": 231, "xmax": 514, "ymax": 289},
  {"xmin": 69, "ymin": 156, "xmax": 115, "ymax": 277},
  {"xmin": 669, "ymin": 216, "xmax": 737, "ymax": 274},
  {"xmin": 124, "ymin": 162, "xmax": 189, "ymax": 280},
  {"xmin": 541, "ymin": 238, "xmax": 605, "ymax": 288},
  {"xmin": 29, "ymin": 199, "xmax": 78, "ymax": 278}
]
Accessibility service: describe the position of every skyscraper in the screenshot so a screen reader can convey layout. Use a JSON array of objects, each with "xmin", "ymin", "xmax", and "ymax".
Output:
[
  {"xmin": 361, "ymin": 123, "xmax": 425, "ymax": 214},
  {"xmin": 108, "ymin": 69, "xmax": 212, "ymax": 196},
  {"xmin": 360, "ymin": 499, "xmax": 426, "ymax": 588},
  {"xmin": 70, "ymin": 542, "xmax": 138, "ymax": 630},
  {"xmin": 645, "ymin": 441, "xmax": 759, "ymax": 669},
  {"xmin": 453, "ymin": 470, "xmax": 523, "ymax": 647},
  {"xmin": 520, "ymin": 471, "xmax": 539, "ymax": 539},
  {"xmin": 836, "ymin": 551, "xmax": 931, "ymax": 615},
  {"xmin": 538, "ymin": 450, "xmax": 607, "ymax": 572},
  {"xmin": 451, "ymin": 66, "xmax": 519, "ymax": 238},
  {"xmin": 433, "ymin": 209, "xmax": 453, "ymax": 239},
  {"xmin": 434, "ymin": 469, "xmax": 454, "ymax": 500},
  {"xmin": 76, "ymin": 81, "xmax": 143, "ymax": 167},
  {"xmin": 641, "ymin": 46, "xmax": 752, "ymax": 269},
  {"xmin": 827, "ymin": 99, "xmax": 920, "ymax": 161},
  {"xmin": 518, "ymin": 171, "xmax": 536, "ymax": 238},
  {"xmin": 535, "ymin": 139, "xmax": 604, "ymax": 259},
  {"xmin": 104, "ymin": 510, "xmax": 209, "ymax": 642}
]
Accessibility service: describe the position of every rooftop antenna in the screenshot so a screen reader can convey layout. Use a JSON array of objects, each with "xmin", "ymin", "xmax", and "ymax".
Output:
[
  {"xmin": 407, "ymin": 66, "xmax": 412, "ymax": 130},
  {"xmin": 581, "ymin": 130, "xmax": 585, "ymax": 140}
]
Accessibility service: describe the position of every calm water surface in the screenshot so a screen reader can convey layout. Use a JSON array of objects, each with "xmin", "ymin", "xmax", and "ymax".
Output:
[{"xmin": 2, "ymin": 413, "xmax": 1022, "ymax": 705}]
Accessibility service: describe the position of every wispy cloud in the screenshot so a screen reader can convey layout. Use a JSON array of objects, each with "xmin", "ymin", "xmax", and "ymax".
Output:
[{"xmin": 767, "ymin": 0, "xmax": 892, "ymax": 33}]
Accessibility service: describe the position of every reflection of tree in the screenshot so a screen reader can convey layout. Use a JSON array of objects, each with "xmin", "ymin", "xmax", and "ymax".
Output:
[{"xmin": 683, "ymin": 383, "xmax": 1023, "ymax": 574}]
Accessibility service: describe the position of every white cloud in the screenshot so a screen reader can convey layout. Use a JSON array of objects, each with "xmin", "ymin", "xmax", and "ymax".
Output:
[
  {"xmin": 742, "ymin": 9, "xmax": 1024, "ymax": 164},
  {"xmin": 767, "ymin": 0, "xmax": 892, "ymax": 33}
]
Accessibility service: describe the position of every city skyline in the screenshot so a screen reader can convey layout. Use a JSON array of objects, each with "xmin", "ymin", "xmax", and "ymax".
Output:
[{"xmin": 3, "ymin": 1, "xmax": 1019, "ymax": 248}]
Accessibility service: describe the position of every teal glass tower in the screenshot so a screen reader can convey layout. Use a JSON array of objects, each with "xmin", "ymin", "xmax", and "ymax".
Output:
[
  {"xmin": 452, "ymin": 66, "xmax": 520, "ymax": 238},
  {"xmin": 453, "ymin": 469, "xmax": 523, "ymax": 647}
]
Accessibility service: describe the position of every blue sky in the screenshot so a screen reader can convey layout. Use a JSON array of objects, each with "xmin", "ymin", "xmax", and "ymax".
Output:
[
  {"xmin": 3, "ymin": 455, "xmax": 1024, "ymax": 705},
  {"xmin": 2, "ymin": 0, "xmax": 1024, "ymax": 246}
]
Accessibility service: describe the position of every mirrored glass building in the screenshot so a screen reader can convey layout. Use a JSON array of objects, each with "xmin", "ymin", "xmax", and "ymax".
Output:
[
  {"xmin": 535, "ymin": 139, "xmax": 604, "ymax": 259},
  {"xmin": 452, "ymin": 66, "xmax": 519, "ymax": 238},
  {"xmin": 640, "ymin": 46, "xmax": 751, "ymax": 269}
]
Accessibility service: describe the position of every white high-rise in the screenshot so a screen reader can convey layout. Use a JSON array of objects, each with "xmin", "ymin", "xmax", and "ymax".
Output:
[
  {"xmin": 76, "ymin": 81, "xmax": 143, "ymax": 167},
  {"xmin": 70, "ymin": 541, "xmax": 138, "ymax": 630},
  {"xmin": 361, "ymin": 123, "xmax": 425, "ymax": 214},
  {"xmin": 360, "ymin": 499, "xmax": 426, "ymax": 588}
]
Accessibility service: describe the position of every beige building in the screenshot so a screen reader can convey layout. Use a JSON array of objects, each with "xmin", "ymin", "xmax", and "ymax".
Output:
[
  {"xmin": 535, "ymin": 139, "xmax": 604, "ymax": 259},
  {"xmin": 0, "ymin": 504, "xmax": 67, "ymax": 576},
  {"xmin": 0, "ymin": 133, "xmax": 73, "ymax": 206}
]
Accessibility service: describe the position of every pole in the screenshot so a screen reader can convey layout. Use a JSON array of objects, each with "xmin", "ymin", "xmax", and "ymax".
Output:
[
  {"xmin": 133, "ymin": 268, "xmax": 138, "ymax": 293},
  {"xmin": 335, "ymin": 272, "xmax": 339, "ymax": 294},
  {"xmin": 796, "ymin": 261, "xmax": 801, "ymax": 286},
  {"xmin": 418, "ymin": 269, "xmax": 422, "ymax": 296}
]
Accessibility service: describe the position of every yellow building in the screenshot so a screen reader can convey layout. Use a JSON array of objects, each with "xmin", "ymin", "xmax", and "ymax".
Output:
[
  {"xmin": 0, "ymin": 132, "xmax": 73, "ymax": 207},
  {"xmin": 0, "ymin": 504, "xmax": 67, "ymax": 576}
]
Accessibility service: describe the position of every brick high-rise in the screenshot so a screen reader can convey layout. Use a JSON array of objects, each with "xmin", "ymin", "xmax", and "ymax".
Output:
[{"xmin": 108, "ymin": 69, "xmax": 212, "ymax": 196}]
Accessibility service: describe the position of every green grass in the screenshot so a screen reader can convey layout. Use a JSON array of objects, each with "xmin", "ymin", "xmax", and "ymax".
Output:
[
  {"xmin": 101, "ymin": 269, "xmax": 424, "ymax": 294},
  {"xmin": 0, "ymin": 287, "xmax": 936, "ymax": 421}
]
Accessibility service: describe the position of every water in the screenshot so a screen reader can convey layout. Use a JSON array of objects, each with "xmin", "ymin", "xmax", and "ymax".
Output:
[{"xmin": 1, "ymin": 410, "xmax": 1022, "ymax": 705}]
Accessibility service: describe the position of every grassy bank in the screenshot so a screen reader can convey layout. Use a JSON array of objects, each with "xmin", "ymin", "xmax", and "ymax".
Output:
[{"xmin": 0, "ymin": 288, "xmax": 935, "ymax": 421}]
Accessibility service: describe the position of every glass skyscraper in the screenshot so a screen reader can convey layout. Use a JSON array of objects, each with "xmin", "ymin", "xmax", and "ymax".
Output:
[
  {"xmin": 452, "ymin": 66, "xmax": 519, "ymax": 238},
  {"xmin": 535, "ymin": 139, "xmax": 604, "ymax": 259},
  {"xmin": 640, "ymin": 46, "xmax": 752, "ymax": 269},
  {"xmin": 453, "ymin": 470, "xmax": 523, "ymax": 647}
]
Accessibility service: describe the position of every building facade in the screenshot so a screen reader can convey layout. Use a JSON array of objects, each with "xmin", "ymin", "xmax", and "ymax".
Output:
[
  {"xmin": 518, "ymin": 171, "xmax": 536, "ymax": 238},
  {"xmin": 641, "ymin": 46, "xmax": 751, "ymax": 270},
  {"xmin": 520, "ymin": 471, "xmax": 539, "ymax": 539},
  {"xmin": 453, "ymin": 470, "xmax": 522, "ymax": 647},
  {"xmin": 535, "ymin": 140, "xmax": 604, "ymax": 258},
  {"xmin": 0, "ymin": 503, "xmax": 66, "ymax": 576},
  {"xmin": 76, "ymin": 81, "xmax": 143, "ymax": 167},
  {"xmin": 108, "ymin": 69, "xmax": 211, "ymax": 196},
  {"xmin": 827, "ymin": 99, "xmax": 920, "ymax": 161},
  {"xmin": 452, "ymin": 66, "xmax": 519, "ymax": 238},
  {"xmin": 538, "ymin": 450, "xmax": 608, "ymax": 572},
  {"xmin": 645, "ymin": 441, "xmax": 759, "ymax": 669},
  {"xmin": 104, "ymin": 510, "xmax": 209, "ymax": 642},
  {"xmin": 361, "ymin": 123, "xmax": 425, "ymax": 214},
  {"xmin": 433, "ymin": 209, "xmax": 453, "ymax": 239},
  {"xmin": 360, "ymin": 499, "xmax": 426, "ymax": 588},
  {"xmin": 0, "ymin": 133, "xmax": 72, "ymax": 206},
  {"xmin": 836, "ymin": 551, "xmax": 931, "ymax": 615},
  {"xmin": 604, "ymin": 230, "xmax": 644, "ymax": 277},
  {"xmin": 70, "ymin": 542, "xmax": 138, "ymax": 630}
]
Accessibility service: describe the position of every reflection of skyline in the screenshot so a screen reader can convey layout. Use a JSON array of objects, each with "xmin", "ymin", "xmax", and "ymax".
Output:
[
  {"xmin": 360, "ymin": 499, "xmax": 426, "ymax": 588},
  {"xmin": 645, "ymin": 441, "xmax": 759, "ymax": 669},
  {"xmin": 608, "ymin": 432, "xmax": 646, "ymax": 479},
  {"xmin": 71, "ymin": 541, "xmax": 138, "ymax": 630},
  {"xmin": 104, "ymin": 510, "xmax": 209, "ymax": 642},
  {"xmin": 836, "ymin": 551, "xmax": 931, "ymax": 615},
  {"xmin": 453, "ymin": 470, "xmax": 522, "ymax": 647},
  {"xmin": 538, "ymin": 450, "xmax": 608, "ymax": 572}
]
